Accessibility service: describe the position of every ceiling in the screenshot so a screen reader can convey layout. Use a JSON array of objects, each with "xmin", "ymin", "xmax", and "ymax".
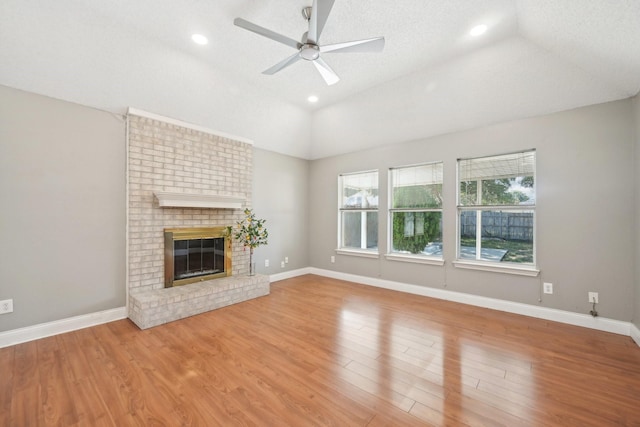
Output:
[{"xmin": 1, "ymin": 0, "xmax": 639, "ymax": 159}]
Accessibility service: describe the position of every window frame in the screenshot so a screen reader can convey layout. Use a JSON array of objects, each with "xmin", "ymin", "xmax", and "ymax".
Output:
[
  {"xmin": 454, "ymin": 150, "xmax": 539, "ymax": 276},
  {"xmin": 386, "ymin": 161, "xmax": 444, "ymax": 265},
  {"xmin": 337, "ymin": 170, "xmax": 380, "ymax": 257}
]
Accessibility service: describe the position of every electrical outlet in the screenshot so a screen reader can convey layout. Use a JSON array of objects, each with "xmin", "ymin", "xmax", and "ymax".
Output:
[
  {"xmin": 588, "ymin": 292, "xmax": 599, "ymax": 303},
  {"xmin": 543, "ymin": 282, "xmax": 553, "ymax": 294},
  {"xmin": 281, "ymin": 261, "xmax": 285, "ymax": 268},
  {"xmin": 284, "ymin": 257, "xmax": 289, "ymax": 264},
  {"xmin": 0, "ymin": 299, "xmax": 13, "ymax": 314},
  {"xmin": 330, "ymin": 255, "xmax": 335, "ymax": 263},
  {"xmin": 265, "ymin": 259, "xmax": 269, "ymax": 267}
]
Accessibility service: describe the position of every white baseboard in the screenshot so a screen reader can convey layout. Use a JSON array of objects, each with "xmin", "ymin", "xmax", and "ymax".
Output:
[
  {"xmin": 2, "ymin": 270, "xmax": 637, "ymax": 349},
  {"xmin": 0, "ymin": 267, "xmax": 309, "ymax": 348},
  {"xmin": 307, "ymin": 268, "xmax": 633, "ymax": 338},
  {"xmin": 0, "ymin": 307, "xmax": 127, "ymax": 349},
  {"xmin": 631, "ymin": 323, "xmax": 640, "ymax": 347},
  {"xmin": 269, "ymin": 267, "xmax": 313, "ymax": 283}
]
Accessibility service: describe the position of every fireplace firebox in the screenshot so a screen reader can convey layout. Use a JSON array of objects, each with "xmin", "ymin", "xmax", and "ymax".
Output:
[{"xmin": 164, "ymin": 227, "xmax": 231, "ymax": 287}]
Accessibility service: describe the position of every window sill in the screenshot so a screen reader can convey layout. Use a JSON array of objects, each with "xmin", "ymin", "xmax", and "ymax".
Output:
[
  {"xmin": 452, "ymin": 260, "xmax": 539, "ymax": 277},
  {"xmin": 385, "ymin": 253, "xmax": 445, "ymax": 266},
  {"xmin": 335, "ymin": 249, "xmax": 380, "ymax": 259}
]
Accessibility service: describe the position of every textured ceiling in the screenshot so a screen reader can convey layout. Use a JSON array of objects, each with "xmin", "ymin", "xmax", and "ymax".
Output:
[{"xmin": 1, "ymin": 0, "xmax": 639, "ymax": 159}]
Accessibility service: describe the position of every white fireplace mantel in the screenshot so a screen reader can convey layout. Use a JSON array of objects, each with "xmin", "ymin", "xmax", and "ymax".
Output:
[{"xmin": 154, "ymin": 192, "xmax": 244, "ymax": 209}]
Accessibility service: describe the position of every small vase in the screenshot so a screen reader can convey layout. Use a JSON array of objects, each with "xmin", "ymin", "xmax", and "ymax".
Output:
[{"xmin": 249, "ymin": 248, "xmax": 255, "ymax": 276}]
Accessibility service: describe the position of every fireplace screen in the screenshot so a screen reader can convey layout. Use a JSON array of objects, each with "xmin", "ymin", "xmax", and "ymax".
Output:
[{"xmin": 164, "ymin": 227, "xmax": 231, "ymax": 287}]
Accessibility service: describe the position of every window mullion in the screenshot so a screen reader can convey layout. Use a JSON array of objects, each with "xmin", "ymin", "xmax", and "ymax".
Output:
[
  {"xmin": 459, "ymin": 205, "xmax": 536, "ymax": 211},
  {"xmin": 475, "ymin": 179, "xmax": 482, "ymax": 261},
  {"xmin": 389, "ymin": 208, "xmax": 441, "ymax": 213},
  {"xmin": 360, "ymin": 211, "xmax": 367, "ymax": 249}
]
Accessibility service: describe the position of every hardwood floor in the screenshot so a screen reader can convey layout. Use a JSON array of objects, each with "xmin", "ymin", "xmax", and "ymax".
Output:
[{"xmin": 2, "ymin": 274, "xmax": 640, "ymax": 426}]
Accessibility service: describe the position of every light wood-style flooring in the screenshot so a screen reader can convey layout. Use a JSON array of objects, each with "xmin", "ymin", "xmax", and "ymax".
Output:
[{"xmin": 2, "ymin": 274, "xmax": 640, "ymax": 426}]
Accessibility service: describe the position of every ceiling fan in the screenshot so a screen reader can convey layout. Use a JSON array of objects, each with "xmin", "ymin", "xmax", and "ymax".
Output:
[{"xmin": 234, "ymin": 0, "xmax": 385, "ymax": 86}]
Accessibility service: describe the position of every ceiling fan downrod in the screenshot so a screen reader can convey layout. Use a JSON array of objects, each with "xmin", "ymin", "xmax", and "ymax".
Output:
[{"xmin": 300, "ymin": 6, "xmax": 319, "ymax": 60}]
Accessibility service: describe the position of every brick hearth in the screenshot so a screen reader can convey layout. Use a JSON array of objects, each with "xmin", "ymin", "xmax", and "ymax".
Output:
[{"xmin": 129, "ymin": 274, "xmax": 269, "ymax": 329}]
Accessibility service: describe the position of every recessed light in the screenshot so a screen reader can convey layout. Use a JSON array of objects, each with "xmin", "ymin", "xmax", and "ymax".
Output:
[
  {"xmin": 308, "ymin": 95, "xmax": 319, "ymax": 103},
  {"xmin": 191, "ymin": 34, "xmax": 209, "ymax": 45},
  {"xmin": 469, "ymin": 24, "xmax": 488, "ymax": 37}
]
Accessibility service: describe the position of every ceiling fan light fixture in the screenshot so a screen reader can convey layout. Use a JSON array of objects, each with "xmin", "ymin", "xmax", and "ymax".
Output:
[
  {"xmin": 191, "ymin": 34, "xmax": 209, "ymax": 45},
  {"xmin": 469, "ymin": 24, "xmax": 488, "ymax": 37},
  {"xmin": 300, "ymin": 44, "xmax": 320, "ymax": 60}
]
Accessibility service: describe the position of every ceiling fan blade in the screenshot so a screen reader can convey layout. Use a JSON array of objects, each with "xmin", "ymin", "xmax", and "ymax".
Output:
[
  {"xmin": 307, "ymin": 0, "xmax": 336, "ymax": 44},
  {"xmin": 320, "ymin": 37, "xmax": 385, "ymax": 53},
  {"xmin": 312, "ymin": 57, "xmax": 340, "ymax": 85},
  {"xmin": 234, "ymin": 18, "xmax": 301, "ymax": 50},
  {"xmin": 262, "ymin": 52, "xmax": 302, "ymax": 75}
]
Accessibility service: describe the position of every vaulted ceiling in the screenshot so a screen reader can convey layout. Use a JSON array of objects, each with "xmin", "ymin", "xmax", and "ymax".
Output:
[{"xmin": 1, "ymin": 0, "xmax": 639, "ymax": 159}]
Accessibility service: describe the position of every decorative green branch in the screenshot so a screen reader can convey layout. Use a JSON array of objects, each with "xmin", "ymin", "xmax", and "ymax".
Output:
[{"xmin": 231, "ymin": 208, "xmax": 268, "ymax": 249}]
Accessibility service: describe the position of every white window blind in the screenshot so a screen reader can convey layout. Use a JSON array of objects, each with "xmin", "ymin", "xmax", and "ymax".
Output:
[
  {"xmin": 340, "ymin": 171, "xmax": 379, "ymax": 209},
  {"xmin": 459, "ymin": 150, "xmax": 535, "ymax": 182}
]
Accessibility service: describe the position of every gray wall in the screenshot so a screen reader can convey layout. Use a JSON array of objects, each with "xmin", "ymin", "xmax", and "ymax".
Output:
[
  {"xmin": 309, "ymin": 99, "xmax": 636, "ymax": 321},
  {"xmin": 252, "ymin": 148, "xmax": 310, "ymax": 275},
  {"xmin": 634, "ymin": 94, "xmax": 640, "ymax": 330},
  {"xmin": 0, "ymin": 86, "xmax": 311, "ymax": 333},
  {"xmin": 0, "ymin": 85, "xmax": 126, "ymax": 331},
  {"xmin": 1, "ymin": 84, "xmax": 637, "ymax": 332}
]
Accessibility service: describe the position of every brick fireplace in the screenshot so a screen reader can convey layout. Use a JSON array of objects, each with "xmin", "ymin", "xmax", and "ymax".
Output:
[{"xmin": 126, "ymin": 110, "xmax": 269, "ymax": 329}]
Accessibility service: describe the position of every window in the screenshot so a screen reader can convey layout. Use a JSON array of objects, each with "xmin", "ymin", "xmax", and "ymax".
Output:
[
  {"xmin": 457, "ymin": 150, "xmax": 536, "ymax": 267},
  {"xmin": 389, "ymin": 162, "xmax": 443, "ymax": 258},
  {"xmin": 338, "ymin": 171, "xmax": 378, "ymax": 253}
]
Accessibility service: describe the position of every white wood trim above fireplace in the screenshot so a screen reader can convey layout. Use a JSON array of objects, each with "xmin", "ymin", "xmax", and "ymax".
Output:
[{"xmin": 155, "ymin": 192, "xmax": 245, "ymax": 209}]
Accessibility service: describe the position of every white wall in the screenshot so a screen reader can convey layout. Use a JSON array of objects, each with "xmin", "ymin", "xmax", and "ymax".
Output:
[
  {"xmin": 0, "ymin": 85, "xmax": 126, "ymax": 331},
  {"xmin": 309, "ymin": 99, "xmax": 636, "ymax": 321}
]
